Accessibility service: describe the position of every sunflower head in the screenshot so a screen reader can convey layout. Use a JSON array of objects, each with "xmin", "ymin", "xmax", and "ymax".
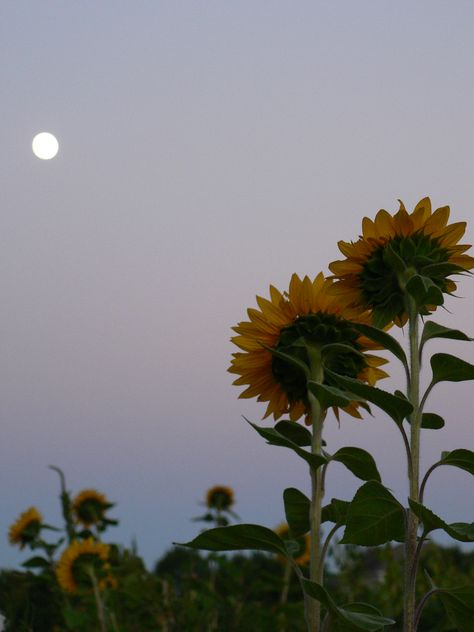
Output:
[
  {"xmin": 229, "ymin": 273, "xmax": 388, "ymax": 422},
  {"xmin": 72, "ymin": 489, "xmax": 113, "ymax": 528},
  {"xmin": 329, "ymin": 198, "xmax": 474, "ymax": 327},
  {"xmin": 274, "ymin": 523, "xmax": 310, "ymax": 566},
  {"xmin": 8, "ymin": 507, "xmax": 43, "ymax": 549},
  {"xmin": 206, "ymin": 486, "xmax": 235, "ymax": 511},
  {"xmin": 56, "ymin": 538, "xmax": 115, "ymax": 594}
]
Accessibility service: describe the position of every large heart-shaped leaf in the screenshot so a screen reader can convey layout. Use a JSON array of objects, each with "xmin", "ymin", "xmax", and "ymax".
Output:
[
  {"xmin": 331, "ymin": 447, "xmax": 381, "ymax": 483},
  {"xmin": 420, "ymin": 321, "xmax": 472, "ymax": 353},
  {"xmin": 326, "ymin": 370, "xmax": 412, "ymax": 426},
  {"xmin": 275, "ymin": 420, "xmax": 312, "ymax": 446},
  {"xmin": 302, "ymin": 580, "xmax": 395, "ymax": 630},
  {"xmin": 341, "ymin": 481, "xmax": 405, "ymax": 545},
  {"xmin": 246, "ymin": 419, "xmax": 327, "ymax": 470},
  {"xmin": 283, "ymin": 487, "xmax": 310, "ymax": 536},
  {"xmin": 430, "ymin": 353, "xmax": 474, "ymax": 385},
  {"xmin": 438, "ymin": 585, "xmax": 474, "ymax": 632},
  {"xmin": 408, "ymin": 500, "xmax": 474, "ymax": 542},
  {"xmin": 322, "ymin": 498, "xmax": 351, "ymax": 525},
  {"xmin": 439, "ymin": 449, "xmax": 474, "ymax": 476},
  {"xmin": 177, "ymin": 524, "xmax": 288, "ymax": 555},
  {"xmin": 349, "ymin": 322, "xmax": 408, "ymax": 369}
]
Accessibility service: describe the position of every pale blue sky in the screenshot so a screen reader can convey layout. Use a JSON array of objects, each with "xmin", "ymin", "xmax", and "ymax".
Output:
[{"xmin": 1, "ymin": 1, "xmax": 473, "ymax": 569}]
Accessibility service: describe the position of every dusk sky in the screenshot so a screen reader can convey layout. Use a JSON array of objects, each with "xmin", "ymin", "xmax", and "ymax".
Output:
[{"xmin": 2, "ymin": 1, "xmax": 473, "ymax": 569}]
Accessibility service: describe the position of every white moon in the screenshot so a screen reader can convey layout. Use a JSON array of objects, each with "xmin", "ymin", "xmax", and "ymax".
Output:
[{"xmin": 32, "ymin": 132, "xmax": 59, "ymax": 160}]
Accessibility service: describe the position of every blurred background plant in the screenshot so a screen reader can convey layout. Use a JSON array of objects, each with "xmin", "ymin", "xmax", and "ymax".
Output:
[{"xmin": 1, "ymin": 477, "xmax": 472, "ymax": 631}]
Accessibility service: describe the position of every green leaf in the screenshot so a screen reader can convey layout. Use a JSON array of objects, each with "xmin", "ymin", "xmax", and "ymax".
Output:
[
  {"xmin": 275, "ymin": 420, "xmax": 312, "ymax": 446},
  {"xmin": 439, "ymin": 449, "xmax": 474, "ymax": 476},
  {"xmin": 308, "ymin": 382, "xmax": 354, "ymax": 408},
  {"xmin": 341, "ymin": 481, "xmax": 405, "ymax": 546},
  {"xmin": 420, "ymin": 321, "xmax": 472, "ymax": 353},
  {"xmin": 420, "ymin": 413, "xmax": 445, "ymax": 429},
  {"xmin": 246, "ymin": 419, "xmax": 327, "ymax": 470},
  {"xmin": 331, "ymin": 447, "xmax": 381, "ymax": 482},
  {"xmin": 322, "ymin": 343, "xmax": 365, "ymax": 360},
  {"xmin": 331, "ymin": 603, "xmax": 395, "ymax": 632},
  {"xmin": 283, "ymin": 488, "xmax": 310, "ymax": 536},
  {"xmin": 349, "ymin": 322, "xmax": 408, "ymax": 369},
  {"xmin": 302, "ymin": 580, "xmax": 395, "ymax": 630},
  {"xmin": 322, "ymin": 498, "xmax": 351, "ymax": 525},
  {"xmin": 261, "ymin": 343, "xmax": 310, "ymax": 378},
  {"xmin": 449, "ymin": 523, "xmax": 474, "ymax": 540},
  {"xmin": 430, "ymin": 353, "xmax": 474, "ymax": 385},
  {"xmin": 176, "ymin": 524, "xmax": 288, "ymax": 555},
  {"xmin": 438, "ymin": 585, "xmax": 474, "ymax": 632},
  {"xmin": 21, "ymin": 556, "xmax": 50, "ymax": 569},
  {"xmin": 326, "ymin": 370, "xmax": 413, "ymax": 426},
  {"xmin": 408, "ymin": 500, "xmax": 474, "ymax": 542}
]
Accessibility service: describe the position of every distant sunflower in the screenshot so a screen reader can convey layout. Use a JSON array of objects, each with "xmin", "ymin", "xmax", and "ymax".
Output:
[
  {"xmin": 329, "ymin": 197, "xmax": 474, "ymax": 326},
  {"xmin": 8, "ymin": 507, "xmax": 43, "ymax": 549},
  {"xmin": 229, "ymin": 273, "xmax": 388, "ymax": 422},
  {"xmin": 56, "ymin": 538, "xmax": 114, "ymax": 594},
  {"xmin": 206, "ymin": 485, "xmax": 235, "ymax": 510},
  {"xmin": 275, "ymin": 523, "xmax": 310, "ymax": 566},
  {"xmin": 72, "ymin": 489, "xmax": 112, "ymax": 528}
]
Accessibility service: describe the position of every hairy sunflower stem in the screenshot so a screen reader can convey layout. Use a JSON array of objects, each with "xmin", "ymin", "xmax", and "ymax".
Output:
[
  {"xmin": 404, "ymin": 306, "xmax": 421, "ymax": 632},
  {"xmin": 306, "ymin": 344, "xmax": 325, "ymax": 632}
]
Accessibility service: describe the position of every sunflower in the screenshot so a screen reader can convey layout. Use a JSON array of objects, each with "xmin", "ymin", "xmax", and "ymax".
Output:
[
  {"xmin": 229, "ymin": 273, "xmax": 388, "ymax": 422},
  {"xmin": 8, "ymin": 507, "xmax": 43, "ymax": 549},
  {"xmin": 56, "ymin": 538, "xmax": 115, "ymax": 594},
  {"xmin": 329, "ymin": 197, "xmax": 474, "ymax": 327},
  {"xmin": 72, "ymin": 489, "xmax": 112, "ymax": 528},
  {"xmin": 206, "ymin": 485, "xmax": 235, "ymax": 510},
  {"xmin": 275, "ymin": 523, "xmax": 311, "ymax": 566}
]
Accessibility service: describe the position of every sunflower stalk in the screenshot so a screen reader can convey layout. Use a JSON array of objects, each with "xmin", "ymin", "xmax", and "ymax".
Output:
[
  {"xmin": 88, "ymin": 566, "xmax": 108, "ymax": 632},
  {"xmin": 307, "ymin": 344, "xmax": 325, "ymax": 632},
  {"xmin": 404, "ymin": 303, "xmax": 421, "ymax": 632}
]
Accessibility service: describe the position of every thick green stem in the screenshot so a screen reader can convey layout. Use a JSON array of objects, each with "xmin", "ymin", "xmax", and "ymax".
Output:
[
  {"xmin": 306, "ymin": 345, "xmax": 325, "ymax": 632},
  {"xmin": 404, "ymin": 307, "xmax": 421, "ymax": 632}
]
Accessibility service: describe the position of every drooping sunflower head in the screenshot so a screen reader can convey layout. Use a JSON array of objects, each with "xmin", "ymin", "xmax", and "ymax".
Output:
[
  {"xmin": 8, "ymin": 507, "xmax": 43, "ymax": 549},
  {"xmin": 56, "ymin": 538, "xmax": 115, "ymax": 594},
  {"xmin": 274, "ymin": 523, "xmax": 310, "ymax": 566},
  {"xmin": 72, "ymin": 489, "xmax": 113, "ymax": 528},
  {"xmin": 229, "ymin": 273, "xmax": 388, "ymax": 422},
  {"xmin": 206, "ymin": 485, "xmax": 235, "ymax": 511},
  {"xmin": 329, "ymin": 198, "xmax": 474, "ymax": 327}
]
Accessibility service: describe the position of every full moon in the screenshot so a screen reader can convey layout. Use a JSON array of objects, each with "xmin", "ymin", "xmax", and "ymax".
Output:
[{"xmin": 32, "ymin": 132, "xmax": 59, "ymax": 160}]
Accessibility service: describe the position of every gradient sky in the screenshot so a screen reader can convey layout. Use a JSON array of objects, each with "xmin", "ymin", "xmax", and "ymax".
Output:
[{"xmin": 1, "ymin": 1, "xmax": 473, "ymax": 570}]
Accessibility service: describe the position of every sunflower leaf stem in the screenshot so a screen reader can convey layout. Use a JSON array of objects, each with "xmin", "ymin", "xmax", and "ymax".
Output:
[
  {"xmin": 419, "ymin": 461, "xmax": 441, "ymax": 505},
  {"xmin": 398, "ymin": 423, "xmax": 413, "ymax": 481},
  {"xmin": 419, "ymin": 382, "xmax": 435, "ymax": 414},
  {"xmin": 307, "ymin": 344, "xmax": 325, "ymax": 632},
  {"xmin": 413, "ymin": 588, "xmax": 442, "ymax": 631},
  {"xmin": 319, "ymin": 523, "xmax": 342, "ymax": 575},
  {"xmin": 404, "ymin": 304, "xmax": 422, "ymax": 632}
]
